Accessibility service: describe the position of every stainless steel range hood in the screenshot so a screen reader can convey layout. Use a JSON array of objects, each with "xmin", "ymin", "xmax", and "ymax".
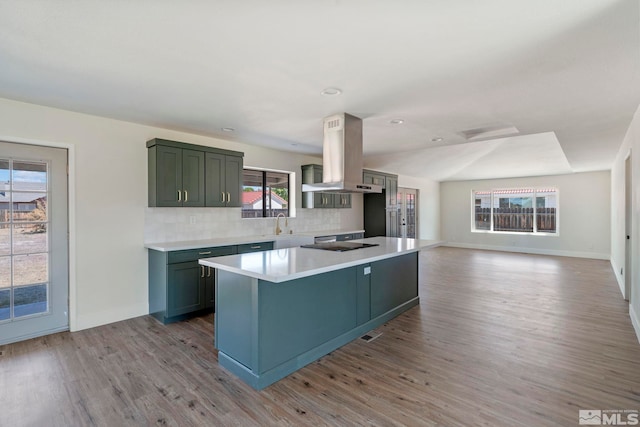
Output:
[{"xmin": 301, "ymin": 113, "xmax": 382, "ymax": 194}]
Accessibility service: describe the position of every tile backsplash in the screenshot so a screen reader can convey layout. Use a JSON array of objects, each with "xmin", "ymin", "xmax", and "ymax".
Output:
[{"xmin": 144, "ymin": 208, "xmax": 348, "ymax": 243}]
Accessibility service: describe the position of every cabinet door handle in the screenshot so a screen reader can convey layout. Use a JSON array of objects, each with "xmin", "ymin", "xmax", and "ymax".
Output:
[
  {"xmin": 250, "ymin": 245, "xmax": 261, "ymax": 249},
  {"xmin": 207, "ymin": 267, "xmax": 212, "ymax": 277},
  {"xmin": 199, "ymin": 251, "xmax": 212, "ymax": 255},
  {"xmin": 178, "ymin": 190, "xmax": 181, "ymax": 202},
  {"xmin": 201, "ymin": 265, "xmax": 205, "ymax": 278},
  {"xmin": 227, "ymin": 192, "xmax": 231, "ymax": 204},
  {"xmin": 221, "ymin": 192, "xmax": 225, "ymax": 202},
  {"xmin": 184, "ymin": 190, "xmax": 188, "ymax": 202}
]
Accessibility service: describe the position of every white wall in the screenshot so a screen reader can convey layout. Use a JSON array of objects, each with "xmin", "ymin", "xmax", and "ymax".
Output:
[
  {"xmin": 0, "ymin": 97, "xmax": 362, "ymax": 331},
  {"xmin": 440, "ymin": 171, "xmax": 611, "ymax": 259},
  {"xmin": 611, "ymin": 104, "xmax": 640, "ymax": 342}
]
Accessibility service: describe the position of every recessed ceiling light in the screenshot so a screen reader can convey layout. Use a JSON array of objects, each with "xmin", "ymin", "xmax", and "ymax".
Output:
[
  {"xmin": 431, "ymin": 137, "xmax": 444, "ymax": 142},
  {"xmin": 221, "ymin": 127, "xmax": 235, "ymax": 132},
  {"xmin": 390, "ymin": 119, "xmax": 404, "ymax": 125},
  {"xmin": 321, "ymin": 87, "xmax": 342, "ymax": 96}
]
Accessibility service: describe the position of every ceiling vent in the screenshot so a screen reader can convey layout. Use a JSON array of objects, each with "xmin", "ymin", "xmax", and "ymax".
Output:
[{"xmin": 460, "ymin": 125, "xmax": 520, "ymax": 141}]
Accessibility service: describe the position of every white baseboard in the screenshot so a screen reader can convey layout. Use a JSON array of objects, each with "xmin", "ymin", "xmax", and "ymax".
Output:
[
  {"xmin": 443, "ymin": 242, "xmax": 610, "ymax": 260},
  {"xmin": 73, "ymin": 302, "xmax": 148, "ymax": 332},
  {"xmin": 610, "ymin": 258, "xmax": 626, "ymax": 298},
  {"xmin": 630, "ymin": 304, "xmax": 640, "ymax": 345}
]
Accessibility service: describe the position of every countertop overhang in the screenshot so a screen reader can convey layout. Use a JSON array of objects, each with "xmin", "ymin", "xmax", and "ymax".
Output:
[{"xmin": 199, "ymin": 237, "xmax": 442, "ymax": 283}]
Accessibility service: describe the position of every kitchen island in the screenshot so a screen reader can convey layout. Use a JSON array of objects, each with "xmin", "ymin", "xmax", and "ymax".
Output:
[{"xmin": 199, "ymin": 236, "xmax": 441, "ymax": 390}]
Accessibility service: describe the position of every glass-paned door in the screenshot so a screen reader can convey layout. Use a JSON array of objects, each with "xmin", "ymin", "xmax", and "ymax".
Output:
[
  {"xmin": 397, "ymin": 188, "xmax": 418, "ymax": 238},
  {"xmin": 0, "ymin": 142, "xmax": 68, "ymax": 345}
]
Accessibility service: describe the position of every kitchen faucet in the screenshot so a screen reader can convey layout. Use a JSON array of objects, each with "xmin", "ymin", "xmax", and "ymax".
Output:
[{"xmin": 275, "ymin": 213, "xmax": 287, "ymax": 235}]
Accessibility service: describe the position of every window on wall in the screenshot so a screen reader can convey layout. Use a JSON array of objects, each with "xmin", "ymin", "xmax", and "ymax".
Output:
[
  {"xmin": 472, "ymin": 188, "xmax": 558, "ymax": 234},
  {"xmin": 242, "ymin": 169, "xmax": 290, "ymax": 218}
]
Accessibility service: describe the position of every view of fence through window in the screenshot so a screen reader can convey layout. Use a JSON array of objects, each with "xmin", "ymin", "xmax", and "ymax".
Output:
[
  {"xmin": 473, "ymin": 188, "xmax": 557, "ymax": 234},
  {"xmin": 241, "ymin": 169, "xmax": 290, "ymax": 218},
  {"xmin": 0, "ymin": 159, "xmax": 50, "ymax": 321}
]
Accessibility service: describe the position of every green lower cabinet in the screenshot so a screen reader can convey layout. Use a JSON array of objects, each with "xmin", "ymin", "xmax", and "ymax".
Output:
[
  {"xmin": 149, "ymin": 242, "xmax": 273, "ymax": 324},
  {"xmin": 167, "ymin": 261, "xmax": 205, "ymax": 317},
  {"xmin": 203, "ymin": 265, "xmax": 215, "ymax": 309},
  {"xmin": 237, "ymin": 241, "xmax": 274, "ymax": 254}
]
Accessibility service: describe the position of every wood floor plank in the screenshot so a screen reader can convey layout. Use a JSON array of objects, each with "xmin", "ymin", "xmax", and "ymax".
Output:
[{"xmin": 1, "ymin": 247, "xmax": 639, "ymax": 426}]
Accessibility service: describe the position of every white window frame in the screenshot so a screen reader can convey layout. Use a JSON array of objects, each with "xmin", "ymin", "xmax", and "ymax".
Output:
[{"xmin": 471, "ymin": 187, "xmax": 559, "ymax": 236}]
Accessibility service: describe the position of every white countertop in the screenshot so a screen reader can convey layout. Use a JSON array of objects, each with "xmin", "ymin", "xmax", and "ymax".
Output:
[
  {"xmin": 144, "ymin": 229, "xmax": 364, "ymax": 252},
  {"xmin": 199, "ymin": 237, "xmax": 442, "ymax": 283}
]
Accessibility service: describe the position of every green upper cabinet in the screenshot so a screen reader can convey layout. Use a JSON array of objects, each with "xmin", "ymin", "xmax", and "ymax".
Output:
[
  {"xmin": 334, "ymin": 194, "xmax": 352, "ymax": 208},
  {"xmin": 386, "ymin": 175, "xmax": 398, "ymax": 207},
  {"xmin": 301, "ymin": 164, "xmax": 351, "ymax": 209},
  {"xmin": 363, "ymin": 169, "xmax": 397, "ymax": 207},
  {"xmin": 363, "ymin": 171, "xmax": 386, "ymax": 188},
  {"xmin": 363, "ymin": 169, "xmax": 399, "ymax": 237},
  {"xmin": 205, "ymin": 153, "xmax": 243, "ymax": 207},
  {"xmin": 181, "ymin": 149, "xmax": 206, "ymax": 207},
  {"xmin": 148, "ymin": 138, "xmax": 243, "ymax": 208},
  {"xmin": 150, "ymin": 145, "xmax": 204, "ymax": 207}
]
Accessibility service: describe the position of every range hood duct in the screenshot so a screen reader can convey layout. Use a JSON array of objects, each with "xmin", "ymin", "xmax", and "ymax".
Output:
[{"xmin": 301, "ymin": 113, "xmax": 382, "ymax": 194}]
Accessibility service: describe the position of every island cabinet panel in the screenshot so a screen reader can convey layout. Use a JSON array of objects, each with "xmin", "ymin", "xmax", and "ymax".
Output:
[
  {"xmin": 370, "ymin": 252, "xmax": 418, "ymax": 318},
  {"xmin": 212, "ymin": 248, "xmax": 423, "ymax": 390},
  {"xmin": 258, "ymin": 267, "xmax": 358, "ymax": 373},
  {"xmin": 215, "ymin": 270, "xmax": 254, "ymax": 369},
  {"xmin": 356, "ymin": 264, "xmax": 371, "ymax": 325}
]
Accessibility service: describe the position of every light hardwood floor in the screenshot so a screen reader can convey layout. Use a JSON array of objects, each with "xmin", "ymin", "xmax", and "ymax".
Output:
[{"xmin": 2, "ymin": 247, "xmax": 639, "ymax": 426}]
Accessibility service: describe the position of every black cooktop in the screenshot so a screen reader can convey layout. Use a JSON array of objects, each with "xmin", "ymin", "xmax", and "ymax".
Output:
[{"xmin": 300, "ymin": 242, "xmax": 380, "ymax": 252}]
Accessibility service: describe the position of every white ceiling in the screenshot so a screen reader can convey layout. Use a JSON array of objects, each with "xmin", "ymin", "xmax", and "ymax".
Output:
[{"xmin": 0, "ymin": 0, "xmax": 638, "ymax": 181}]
